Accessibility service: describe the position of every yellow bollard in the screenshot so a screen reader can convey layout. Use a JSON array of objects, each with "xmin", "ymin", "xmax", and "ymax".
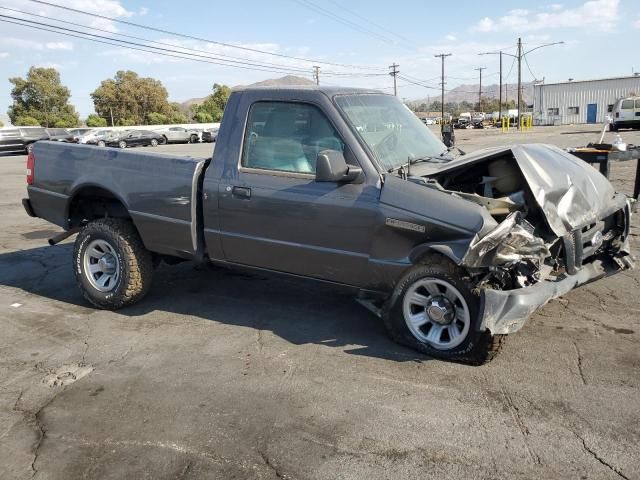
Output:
[{"xmin": 501, "ymin": 116, "xmax": 509, "ymax": 133}]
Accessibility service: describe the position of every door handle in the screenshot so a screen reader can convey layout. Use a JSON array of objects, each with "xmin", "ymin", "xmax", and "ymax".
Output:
[{"xmin": 232, "ymin": 186, "xmax": 251, "ymax": 199}]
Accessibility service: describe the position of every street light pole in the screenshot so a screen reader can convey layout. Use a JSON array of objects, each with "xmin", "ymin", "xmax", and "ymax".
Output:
[{"xmin": 479, "ymin": 39, "xmax": 563, "ymax": 129}]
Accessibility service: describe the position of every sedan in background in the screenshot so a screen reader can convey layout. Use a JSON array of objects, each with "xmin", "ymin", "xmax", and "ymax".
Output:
[{"xmin": 105, "ymin": 130, "xmax": 164, "ymax": 148}]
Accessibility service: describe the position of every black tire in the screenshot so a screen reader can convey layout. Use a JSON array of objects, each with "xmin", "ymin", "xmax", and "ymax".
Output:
[
  {"xmin": 73, "ymin": 218, "xmax": 153, "ymax": 310},
  {"xmin": 25, "ymin": 143, "xmax": 34, "ymax": 154},
  {"xmin": 161, "ymin": 136, "xmax": 168, "ymax": 145},
  {"xmin": 382, "ymin": 256, "xmax": 504, "ymax": 365},
  {"xmin": 609, "ymin": 122, "xmax": 617, "ymax": 132},
  {"xmin": 190, "ymin": 134, "xmax": 199, "ymax": 144}
]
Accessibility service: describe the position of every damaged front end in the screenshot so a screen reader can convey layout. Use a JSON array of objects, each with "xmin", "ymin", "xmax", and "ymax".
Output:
[{"xmin": 417, "ymin": 144, "xmax": 634, "ymax": 334}]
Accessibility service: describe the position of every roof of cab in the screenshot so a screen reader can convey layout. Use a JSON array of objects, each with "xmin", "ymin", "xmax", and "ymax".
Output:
[{"xmin": 232, "ymin": 85, "xmax": 386, "ymax": 96}]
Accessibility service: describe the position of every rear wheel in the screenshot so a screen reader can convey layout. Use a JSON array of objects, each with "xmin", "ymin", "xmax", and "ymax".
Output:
[
  {"xmin": 382, "ymin": 256, "xmax": 504, "ymax": 365},
  {"xmin": 97, "ymin": 140, "xmax": 106, "ymax": 147},
  {"xmin": 150, "ymin": 138, "xmax": 158, "ymax": 147},
  {"xmin": 118, "ymin": 140, "xmax": 127, "ymax": 149},
  {"xmin": 73, "ymin": 218, "xmax": 153, "ymax": 310},
  {"xmin": 190, "ymin": 134, "xmax": 199, "ymax": 144}
]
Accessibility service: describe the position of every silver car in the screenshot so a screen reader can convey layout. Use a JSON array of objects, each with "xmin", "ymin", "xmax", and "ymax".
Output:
[{"xmin": 158, "ymin": 127, "xmax": 200, "ymax": 144}]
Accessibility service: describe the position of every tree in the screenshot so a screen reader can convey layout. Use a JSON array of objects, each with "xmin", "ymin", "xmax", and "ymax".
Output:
[
  {"xmin": 146, "ymin": 112, "xmax": 168, "ymax": 125},
  {"xmin": 192, "ymin": 83, "xmax": 231, "ymax": 122},
  {"xmin": 86, "ymin": 114, "xmax": 107, "ymax": 127},
  {"xmin": 91, "ymin": 70, "xmax": 172, "ymax": 126},
  {"xmin": 8, "ymin": 66, "xmax": 80, "ymax": 127},
  {"xmin": 14, "ymin": 116, "xmax": 40, "ymax": 126}
]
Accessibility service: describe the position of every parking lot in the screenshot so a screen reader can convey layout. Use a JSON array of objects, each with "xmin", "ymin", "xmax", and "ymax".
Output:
[{"xmin": 1, "ymin": 125, "xmax": 639, "ymax": 479}]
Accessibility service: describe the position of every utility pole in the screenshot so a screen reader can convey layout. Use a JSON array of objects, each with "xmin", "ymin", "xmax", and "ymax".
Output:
[
  {"xmin": 434, "ymin": 53, "xmax": 451, "ymax": 128},
  {"xmin": 517, "ymin": 37, "xmax": 522, "ymax": 130},
  {"xmin": 312, "ymin": 66, "xmax": 320, "ymax": 85},
  {"xmin": 388, "ymin": 63, "xmax": 399, "ymax": 96},
  {"xmin": 475, "ymin": 67, "xmax": 486, "ymax": 112},
  {"xmin": 499, "ymin": 51, "xmax": 503, "ymax": 120}
]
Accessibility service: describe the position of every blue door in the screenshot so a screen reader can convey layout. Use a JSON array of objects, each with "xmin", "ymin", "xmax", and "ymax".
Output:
[{"xmin": 587, "ymin": 103, "xmax": 597, "ymax": 123}]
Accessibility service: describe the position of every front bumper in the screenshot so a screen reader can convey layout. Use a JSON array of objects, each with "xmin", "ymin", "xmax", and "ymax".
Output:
[{"xmin": 479, "ymin": 254, "xmax": 633, "ymax": 334}]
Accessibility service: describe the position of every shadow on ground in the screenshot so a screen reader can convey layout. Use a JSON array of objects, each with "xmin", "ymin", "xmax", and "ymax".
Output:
[{"xmin": 0, "ymin": 243, "xmax": 427, "ymax": 363}]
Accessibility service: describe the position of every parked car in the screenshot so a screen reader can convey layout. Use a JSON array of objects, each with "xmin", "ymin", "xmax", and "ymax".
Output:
[
  {"xmin": 23, "ymin": 86, "xmax": 633, "ymax": 365},
  {"xmin": 610, "ymin": 96, "xmax": 640, "ymax": 131},
  {"xmin": 78, "ymin": 129, "xmax": 114, "ymax": 145},
  {"xmin": 0, "ymin": 126, "xmax": 48, "ymax": 154},
  {"xmin": 82, "ymin": 130, "xmax": 116, "ymax": 147},
  {"xmin": 45, "ymin": 128, "xmax": 74, "ymax": 142},
  {"xmin": 158, "ymin": 126, "xmax": 200, "ymax": 144},
  {"xmin": 201, "ymin": 128, "xmax": 218, "ymax": 143},
  {"xmin": 105, "ymin": 130, "xmax": 164, "ymax": 148},
  {"xmin": 68, "ymin": 128, "xmax": 93, "ymax": 142}
]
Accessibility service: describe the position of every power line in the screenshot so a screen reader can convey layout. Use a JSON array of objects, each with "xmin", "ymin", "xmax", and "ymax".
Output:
[
  {"xmin": 0, "ymin": 15, "xmax": 316, "ymax": 75},
  {"xmin": 0, "ymin": 13, "xmax": 386, "ymax": 79},
  {"xmin": 0, "ymin": 17, "xmax": 321, "ymax": 77},
  {"xmin": 0, "ymin": 5, "xmax": 334, "ymax": 74},
  {"xmin": 325, "ymin": 0, "xmax": 414, "ymax": 46},
  {"xmin": 0, "ymin": 8, "xmax": 317, "ymax": 75},
  {"xmin": 290, "ymin": 0, "xmax": 397, "ymax": 45},
  {"xmin": 523, "ymin": 54, "xmax": 537, "ymax": 80},
  {"xmin": 26, "ymin": 0, "xmax": 385, "ymax": 71}
]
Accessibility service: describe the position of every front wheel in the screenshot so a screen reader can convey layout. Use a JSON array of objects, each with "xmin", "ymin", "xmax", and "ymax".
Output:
[
  {"xmin": 97, "ymin": 140, "xmax": 106, "ymax": 147},
  {"xmin": 382, "ymin": 256, "xmax": 504, "ymax": 365},
  {"xmin": 73, "ymin": 218, "xmax": 153, "ymax": 309},
  {"xmin": 118, "ymin": 140, "xmax": 127, "ymax": 149},
  {"xmin": 150, "ymin": 138, "xmax": 158, "ymax": 147}
]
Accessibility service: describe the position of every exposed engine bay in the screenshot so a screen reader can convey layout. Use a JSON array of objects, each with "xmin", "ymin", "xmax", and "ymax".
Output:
[{"xmin": 409, "ymin": 144, "xmax": 633, "ymax": 293}]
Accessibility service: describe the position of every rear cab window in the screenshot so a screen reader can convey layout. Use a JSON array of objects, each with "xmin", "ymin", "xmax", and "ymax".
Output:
[{"xmin": 241, "ymin": 101, "xmax": 345, "ymax": 175}]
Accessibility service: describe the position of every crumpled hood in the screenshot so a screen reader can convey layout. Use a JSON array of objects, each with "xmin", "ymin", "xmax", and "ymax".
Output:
[{"xmin": 415, "ymin": 144, "xmax": 626, "ymax": 237}]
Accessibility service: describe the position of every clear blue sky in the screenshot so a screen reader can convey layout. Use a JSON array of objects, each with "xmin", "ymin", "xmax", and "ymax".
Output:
[{"xmin": 0, "ymin": 0, "xmax": 636, "ymax": 121}]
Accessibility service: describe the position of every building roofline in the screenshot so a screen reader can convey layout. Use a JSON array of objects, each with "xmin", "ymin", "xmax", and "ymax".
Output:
[{"xmin": 535, "ymin": 75, "xmax": 640, "ymax": 87}]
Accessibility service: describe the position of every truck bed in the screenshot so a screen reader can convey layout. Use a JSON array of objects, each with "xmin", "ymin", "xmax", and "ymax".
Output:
[{"xmin": 28, "ymin": 141, "xmax": 209, "ymax": 258}]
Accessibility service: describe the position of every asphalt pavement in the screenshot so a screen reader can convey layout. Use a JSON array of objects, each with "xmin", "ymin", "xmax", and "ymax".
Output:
[{"xmin": 1, "ymin": 125, "xmax": 639, "ymax": 479}]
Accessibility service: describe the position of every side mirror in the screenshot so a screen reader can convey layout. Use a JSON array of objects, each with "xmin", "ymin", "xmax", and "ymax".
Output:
[{"xmin": 315, "ymin": 150, "xmax": 363, "ymax": 183}]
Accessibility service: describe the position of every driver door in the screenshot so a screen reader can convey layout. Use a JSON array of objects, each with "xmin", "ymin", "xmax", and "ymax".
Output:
[{"xmin": 217, "ymin": 101, "xmax": 378, "ymax": 286}]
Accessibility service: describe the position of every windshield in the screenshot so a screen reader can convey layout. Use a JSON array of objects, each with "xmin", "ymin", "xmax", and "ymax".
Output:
[{"xmin": 335, "ymin": 94, "xmax": 447, "ymax": 171}]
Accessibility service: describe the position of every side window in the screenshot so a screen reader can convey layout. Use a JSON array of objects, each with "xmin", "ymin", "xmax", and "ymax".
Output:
[
  {"xmin": 607, "ymin": 104, "xmax": 614, "ymax": 112},
  {"xmin": 567, "ymin": 106, "xmax": 579, "ymax": 115},
  {"xmin": 242, "ymin": 101, "xmax": 344, "ymax": 174},
  {"xmin": 635, "ymin": 99, "xmax": 640, "ymax": 109},
  {"xmin": 621, "ymin": 99, "xmax": 634, "ymax": 110}
]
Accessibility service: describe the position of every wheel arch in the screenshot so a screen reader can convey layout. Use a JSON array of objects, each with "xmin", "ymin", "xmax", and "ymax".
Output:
[
  {"xmin": 66, "ymin": 184, "xmax": 133, "ymax": 229},
  {"xmin": 409, "ymin": 240, "xmax": 471, "ymax": 266}
]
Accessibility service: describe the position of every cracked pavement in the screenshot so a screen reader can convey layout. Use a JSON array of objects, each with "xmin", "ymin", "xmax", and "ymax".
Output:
[{"xmin": 1, "ymin": 125, "xmax": 639, "ymax": 479}]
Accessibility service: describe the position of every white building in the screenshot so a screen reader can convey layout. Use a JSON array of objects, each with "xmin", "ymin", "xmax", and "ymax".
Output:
[{"xmin": 532, "ymin": 75, "xmax": 640, "ymax": 125}]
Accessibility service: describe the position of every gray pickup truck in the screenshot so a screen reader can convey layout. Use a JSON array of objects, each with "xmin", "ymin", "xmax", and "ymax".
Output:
[{"xmin": 23, "ymin": 86, "xmax": 634, "ymax": 364}]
